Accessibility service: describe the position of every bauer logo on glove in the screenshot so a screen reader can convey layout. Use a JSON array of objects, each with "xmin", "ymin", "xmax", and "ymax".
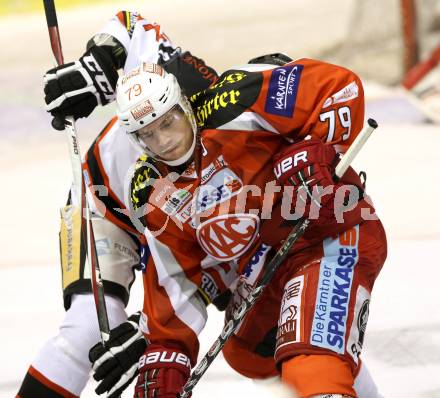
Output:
[
  {"xmin": 273, "ymin": 149, "xmax": 309, "ymax": 179},
  {"xmin": 139, "ymin": 350, "xmax": 191, "ymax": 368},
  {"xmin": 135, "ymin": 343, "xmax": 191, "ymax": 398},
  {"xmin": 260, "ymin": 138, "xmax": 370, "ymax": 245}
]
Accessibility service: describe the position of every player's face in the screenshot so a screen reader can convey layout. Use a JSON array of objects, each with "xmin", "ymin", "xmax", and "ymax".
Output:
[{"xmin": 137, "ymin": 106, "xmax": 194, "ymax": 162}]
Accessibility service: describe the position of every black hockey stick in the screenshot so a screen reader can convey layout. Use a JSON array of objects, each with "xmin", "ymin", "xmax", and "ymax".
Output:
[
  {"xmin": 180, "ymin": 118, "xmax": 378, "ymax": 398},
  {"xmin": 43, "ymin": 0, "xmax": 111, "ymax": 343}
]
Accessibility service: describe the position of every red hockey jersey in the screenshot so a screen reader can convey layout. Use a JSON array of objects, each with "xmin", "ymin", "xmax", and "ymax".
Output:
[{"xmin": 135, "ymin": 58, "xmax": 373, "ymax": 363}]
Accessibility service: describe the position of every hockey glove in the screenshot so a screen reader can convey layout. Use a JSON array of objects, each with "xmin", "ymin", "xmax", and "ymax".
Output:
[
  {"xmin": 261, "ymin": 139, "xmax": 341, "ymax": 244},
  {"xmin": 44, "ymin": 45, "xmax": 118, "ymax": 130},
  {"xmin": 134, "ymin": 343, "xmax": 191, "ymax": 398},
  {"xmin": 89, "ymin": 312, "xmax": 147, "ymax": 398}
]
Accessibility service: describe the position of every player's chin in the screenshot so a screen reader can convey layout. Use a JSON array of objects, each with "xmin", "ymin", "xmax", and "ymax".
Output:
[
  {"xmin": 160, "ymin": 147, "xmax": 184, "ymax": 161},
  {"xmin": 162, "ymin": 142, "xmax": 193, "ymax": 161}
]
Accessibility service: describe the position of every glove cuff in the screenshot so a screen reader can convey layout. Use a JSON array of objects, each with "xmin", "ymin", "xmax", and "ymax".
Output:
[
  {"xmin": 274, "ymin": 139, "xmax": 337, "ymax": 184},
  {"xmin": 139, "ymin": 344, "xmax": 191, "ymax": 376}
]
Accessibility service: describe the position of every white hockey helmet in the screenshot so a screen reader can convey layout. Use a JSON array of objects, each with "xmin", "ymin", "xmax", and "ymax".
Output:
[{"xmin": 116, "ymin": 62, "xmax": 197, "ymax": 166}]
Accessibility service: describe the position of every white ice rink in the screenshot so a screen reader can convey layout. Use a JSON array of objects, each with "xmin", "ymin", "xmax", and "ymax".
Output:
[{"xmin": 1, "ymin": 2, "xmax": 440, "ymax": 397}]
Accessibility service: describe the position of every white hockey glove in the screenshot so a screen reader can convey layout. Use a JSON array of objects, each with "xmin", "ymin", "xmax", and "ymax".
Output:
[
  {"xmin": 89, "ymin": 312, "xmax": 147, "ymax": 398},
  {"xmin": 44, "ymin": 45, "xmax": 118, "ymax": 130}
]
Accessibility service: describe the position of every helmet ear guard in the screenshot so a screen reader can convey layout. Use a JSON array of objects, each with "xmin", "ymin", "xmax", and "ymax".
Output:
[{"xmin": 116, "ymin": 63, "xmax": 197, "ymax": 166}]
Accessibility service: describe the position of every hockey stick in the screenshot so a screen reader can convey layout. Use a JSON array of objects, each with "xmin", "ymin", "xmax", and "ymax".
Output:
[
  {"xmin": 43, "ymin": 0, "xmax": 111, "ymax": 343},
  {"xmin": 180, "ymin": 118, "xmax": 378, "ymax": 398}
]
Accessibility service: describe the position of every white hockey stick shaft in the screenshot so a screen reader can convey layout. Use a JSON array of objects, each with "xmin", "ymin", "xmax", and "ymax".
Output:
[
  {"xmin": 43, "ymin": 0, "xmax": 110, "ymax": 343},
  {"xmin": 335, "ymin": 118, "xmax": 378, "ymax": 178}
]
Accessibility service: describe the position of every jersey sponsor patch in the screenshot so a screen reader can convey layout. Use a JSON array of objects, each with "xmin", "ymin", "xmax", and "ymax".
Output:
[
  {"xmin": 322, "ymin": 81, "xmax": 359, "ymax": 108},
  {"xmin": 172, "ymin": 163, "xmax": 243, "ymax": 226},
  {"xmin": 161, "ymin": 189, "xmax": 192, "ymax": 216},
  {"xmin": 241, "ymin": 244, "xmax": 270, "ymax": 285},
  {"xmin": 195, "ymin": 167, "xmax": 242, "ymax": 214},
  {"xmin": 264, "ymin": 64, "xmax": 303, "ymax": 117},
  {"xmin": 140, "ymin": 244, "xmax": 149, "ymax": 272},
  {"xmin": 346, "ymin": 285, "xmax": 370, "ymax": 364},
  {"xmin": 310, "ymin": 226, "xmax": 359, "ymax": 354},
  {"xmin": 276, "ymin": 275, "xmax": 304, "ymax": 351},
  {"xmin": 200, "ymin": 272, "xmax": 219, "ymax": 302},
  {"xmin": 180, "ymin": 52, "xmax": 219, "ymax": 87},
  {"xmin": 175, "ymin": 201, "xmax": 194, "ymax": 224},
  {"xmin": 189, "ymin": 69, "xmax": 262, "ymax": 128},
  {"xmin": 96, "ymin": 238, "xmax": 112, "ymax": 256},
  {"xmin": 196, "ymin": 213, "xmax": 259, "ymax": 261},
  {"xmin": 200, "ymin": 155, "xmax": 226, "ymax": 184}
]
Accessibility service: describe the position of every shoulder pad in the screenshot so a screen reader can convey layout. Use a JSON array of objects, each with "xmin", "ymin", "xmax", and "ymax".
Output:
[{"xmin": 188, "ymin": 69, "xmax": 263, "ymax": 129}]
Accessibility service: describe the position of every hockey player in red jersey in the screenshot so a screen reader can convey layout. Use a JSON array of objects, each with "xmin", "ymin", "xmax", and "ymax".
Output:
[{"xmin": 110, "ymin": 60, "xmax": 388, "ymax": 398}]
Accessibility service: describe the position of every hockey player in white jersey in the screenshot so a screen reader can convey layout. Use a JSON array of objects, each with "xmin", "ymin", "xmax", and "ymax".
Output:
[{"xmin": 16, "ymin": 10, "xmax": 221, "ymax": 398}]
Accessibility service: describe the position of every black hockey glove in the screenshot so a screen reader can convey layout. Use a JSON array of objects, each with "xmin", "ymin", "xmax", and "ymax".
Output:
[
  {"xmin": 44, "ymin": 45, "xmax": 118, "ymax": 130},
  {"xmin": 89, "ymin": 312, "xmax": 147, "ymax": 398}
]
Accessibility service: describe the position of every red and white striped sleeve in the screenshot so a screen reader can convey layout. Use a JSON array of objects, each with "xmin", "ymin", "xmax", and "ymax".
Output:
[{"xmin": 141, "ymin": 226, "xmax": 209, "ymax": 365}]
